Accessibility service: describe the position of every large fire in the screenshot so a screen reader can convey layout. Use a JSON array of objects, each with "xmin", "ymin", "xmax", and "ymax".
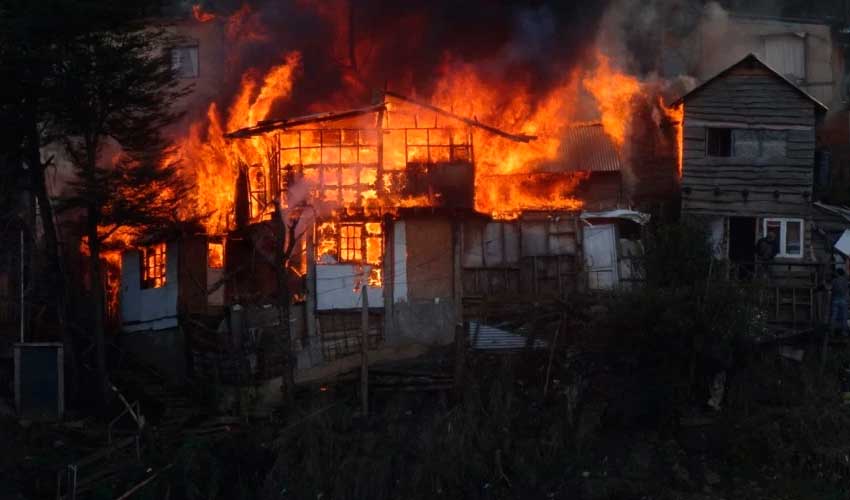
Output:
[{"xmin": 170, "ymin": 19, "xmax": 655, "ymax": 229}]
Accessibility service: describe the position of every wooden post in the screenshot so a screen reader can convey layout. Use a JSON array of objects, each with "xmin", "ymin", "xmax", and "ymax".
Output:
[
  {"xmin": 453, "ymin": 219, "xmax": 465, "ymax": 401},
  {"xmin": 360, "ymin": 284, "xmax": 369, "ymax": 416},
  {"xmin": 382, "ymin": 216, "xmax": 394, "ymax": 340},
  {"xmin": 305, "ymin": 223, "xmax": 317, "ymax": 340}
]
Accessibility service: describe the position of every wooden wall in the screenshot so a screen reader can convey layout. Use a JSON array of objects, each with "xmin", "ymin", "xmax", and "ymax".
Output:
[{"xmin": 681, "ymin": 64, "xmax": 817, "ymax": 219}]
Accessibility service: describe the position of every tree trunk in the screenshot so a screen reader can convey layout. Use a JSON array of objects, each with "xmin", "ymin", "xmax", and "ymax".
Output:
[
  {"xmin": 26, "ymin": 126, "xmax": 78, "ymax": 401},
  {"xmin": 87, "ymin": 205, "xmax": 108, "ymax": 407},
  {"xmin": 272, "ymin": 202, "xmax": 295, "ymax": 406}
]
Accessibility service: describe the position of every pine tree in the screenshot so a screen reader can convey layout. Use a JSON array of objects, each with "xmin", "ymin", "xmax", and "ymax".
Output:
[{"xmin": 47, "ymin": 6, "xmax": 192, "ymax": 406}]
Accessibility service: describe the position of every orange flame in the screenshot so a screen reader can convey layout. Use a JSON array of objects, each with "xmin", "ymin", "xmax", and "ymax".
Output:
[
  {"xmin": 663, "ymin": 102, "xmax": 684, "ymax": 177},
  {"xmin": 171, "ymin": 51, "xmax": 301, "ymax": 233},
  {"xmin": 583, "ymin": 53, "xmax": 642, "ymax": 147},
  {"xmin": 192, "ymin": 4, "xmax": 216, "ymax": 23}
]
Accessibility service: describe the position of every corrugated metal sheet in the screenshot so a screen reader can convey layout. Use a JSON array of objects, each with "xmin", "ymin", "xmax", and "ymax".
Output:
[
  {"xmin": 539, "ymin": 123, "xmax": 621, "ymax": 174},
  {"xmin": 468, "ymin": 321, "xmax": 548, "ymax": 351}
]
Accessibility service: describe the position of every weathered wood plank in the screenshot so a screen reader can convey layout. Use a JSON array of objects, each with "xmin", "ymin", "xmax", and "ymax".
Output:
[
  {"xmin": 685, "ymin": 158, "xmax": 814, "ymax": 168},
  {"xmin": 683, "ymin": 178, "xmax": 811, "ymax": 188},
  {"xmin": 682, "ymin": 198, "xmax": 812, "ymax": 216},
  {"xmin": 685, "ymin": 113, "xmax": 814, "ymax": 127}
]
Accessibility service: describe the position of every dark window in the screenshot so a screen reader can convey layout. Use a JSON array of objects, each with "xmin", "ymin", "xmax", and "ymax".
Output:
[
  {"xmin": 171, "ymin": 46, "xmax": 199, "ymax": 79},
  {"xmin": 706, "ymin": 128, "xmax": 733, "ymax": 157}
]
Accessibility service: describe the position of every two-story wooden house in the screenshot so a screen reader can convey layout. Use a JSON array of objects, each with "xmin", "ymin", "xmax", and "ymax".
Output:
[{"xmin": 677, "ymin": 54, "xmax": 828, "ymax": 325}]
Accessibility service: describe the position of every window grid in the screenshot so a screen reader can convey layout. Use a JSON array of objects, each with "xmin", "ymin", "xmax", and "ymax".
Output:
[
  {"xmin": 339, "ymin": 224, "xmax": 364, "ymax": 263},
  {"xmin": 142, "ymin": 243, "xmax": 167, "ymax": 289}
]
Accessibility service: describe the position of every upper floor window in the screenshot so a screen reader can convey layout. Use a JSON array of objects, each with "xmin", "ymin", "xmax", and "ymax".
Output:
[
  {"xmin": 707, "ymin": 127, "xmax": 732, "ymax": 157},
  {"xmin": 207, "ymin": 242, "xmax": 224, "ymax": 269},
  {"xmin": 141, "ymin": 243, "xmax": 167, "ymax": 289},
  {"xmin": 763, "ymin": 34, "xmax": 806, "ymax": 82},
  {"xmin": 171, "ymin": 45, "xmax": 199, "ymax": 79},
  {"xmin": 763, "ymin": 218, "xmax": 803, "ymax": 259}
]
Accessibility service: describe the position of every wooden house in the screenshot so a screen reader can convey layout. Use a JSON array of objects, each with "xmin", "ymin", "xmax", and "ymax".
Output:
[{"xmin": 677, "ymin": 53, "xmax": 829, "ymax": 326}]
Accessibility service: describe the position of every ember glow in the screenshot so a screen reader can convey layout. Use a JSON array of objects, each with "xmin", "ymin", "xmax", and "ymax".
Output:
[
  {"xmin": 663, "ymin": 102, "xmax": 685, "ymax": 177},
  {"xmin": 192, "ymin": 4, "xmax": 215, "ymax": 23},
  {"xmin": 583, "ymin": 54, "xmax": 642, "ymax": 147}
]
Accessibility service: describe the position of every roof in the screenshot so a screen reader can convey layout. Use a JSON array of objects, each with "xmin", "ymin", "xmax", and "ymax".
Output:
[
  {"xmin": 555, "ymin": 123, "xmax": 621, "ymax": 173},
  {"xmin": 813, "ymin": 201, "xmax": 850, "ymax": 224},
  {"xmin": 581, "ymin": 209, "xmax": 650, "ymax": 225},
  {"xmin": 226, "ymin": 91, "xmax": 536, "ymax": 143},
  {"xmin": 225, "ymin": 104, "xmax": 386, "ymax": 139},
  {"xmin": 672, "ymin": 53, "xmax": 827, "ymax": 112}
]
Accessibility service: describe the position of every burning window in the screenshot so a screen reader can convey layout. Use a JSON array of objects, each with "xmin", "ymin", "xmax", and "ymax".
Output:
[
  {"xmin": 316, "ymin": 221, "xmax": 383, "ymax": 269},
  {"xmin": 207, "ymin": 242, "xmax": 224, "ymax": 269},
  {"xmin": 141, "ymin": 243, "xmax": 167, "ymax": 289},
  {"xmin": 171, "ymin": 45, "xmax": 199, "ymax": 79},
  {"xmin": 706, "ymin": 128, "xmax": 732, "ymax": 157},
  {"xmin": 339, "ymin": 224, "xmax": 363, "ymax": 262}
]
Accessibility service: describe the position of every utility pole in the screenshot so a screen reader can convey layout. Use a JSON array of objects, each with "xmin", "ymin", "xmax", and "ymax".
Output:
[{"xmin": 360, "ymin": 284, "xmax": 369, "ymax": 417}]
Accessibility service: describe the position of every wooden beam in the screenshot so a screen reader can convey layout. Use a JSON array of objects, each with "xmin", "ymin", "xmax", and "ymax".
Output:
[
  {"xmin": 360, "ymin": 285, "xmax": 369, "ymax": 417},
  {"xmin": 384, "ymin": 91, "xmax": 536, "ymax": 143}
]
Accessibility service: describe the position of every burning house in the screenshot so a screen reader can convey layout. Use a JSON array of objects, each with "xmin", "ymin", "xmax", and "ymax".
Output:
[{"xmin": 107, "ymin": 3, "xmax": 684, "ymax": 388}]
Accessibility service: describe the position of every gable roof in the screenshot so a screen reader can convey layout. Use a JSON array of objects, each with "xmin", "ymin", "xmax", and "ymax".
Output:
[{"xmin": 673, "ymin": 53, "xmax": 827, "ymax": 112}]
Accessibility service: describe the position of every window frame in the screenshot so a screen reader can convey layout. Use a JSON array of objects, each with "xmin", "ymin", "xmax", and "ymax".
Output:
[
  {"xmin": 140, "ymin": 243, "xmax": 167, "ymax": 289},
  {"xmin": 338, "ymin": 223, "xmax": 365, "ymax": 263},
  {"xmin": 706, "ymin": 127, "xmax": 733, "ymax": 157},
  {"xmin": 762, "ymin": 33, "xmax": 806, "ymax": 83},
  {"xmin": 207, "ymin": 241, "xmax": 224, "ymax": 270},
  {"xmin": 762, "ymin": 218, "xmax": 804, "ymax": 259},
  {"xmin": 170, "ymin": 44, "xmax": 199, "ymax": 79}
]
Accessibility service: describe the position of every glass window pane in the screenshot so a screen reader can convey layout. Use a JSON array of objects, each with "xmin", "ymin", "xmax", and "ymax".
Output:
[
  {"xmin": 785, "ymin": 221, "xmax": 802, "ymax": 255},
  {"xmin": 764, "ymin": 220, "xmax": 781, "ymax": 239}
]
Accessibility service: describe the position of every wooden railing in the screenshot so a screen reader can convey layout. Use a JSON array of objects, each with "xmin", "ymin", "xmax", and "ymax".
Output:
[{"xmin": 714, "ymin": 260, "xmax": 827, "ymax": 328}]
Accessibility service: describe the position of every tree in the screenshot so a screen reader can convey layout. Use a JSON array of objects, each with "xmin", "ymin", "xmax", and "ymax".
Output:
[
  {"xmin": 48, "ymin": 10, "xmax": 191, "ymax": 406},
  {"xmin": 0, "ymin": 0, "xmax": 106, "ymax": 400}
]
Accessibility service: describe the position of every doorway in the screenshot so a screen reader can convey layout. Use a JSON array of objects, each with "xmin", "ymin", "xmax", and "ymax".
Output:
[
  {"xmin": 584, "ymin": 224, "xmax": 618, "ymax": 290},
  {"xmin": 728, "ymin": 217, "xmax": 756, "ymax": 279}
]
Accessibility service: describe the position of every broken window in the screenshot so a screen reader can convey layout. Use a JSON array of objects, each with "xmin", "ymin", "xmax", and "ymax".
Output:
[
  {"xmin": 207, "ymin": 242, "xmax": 224, "ymax": 269},
  {"xmin": 171, "ymin": 45, "xmax": 199, "ymax": 79},
  {"xmin": 706, "ymin": 128, "xmax": 732, "ymax": 157},
  {"xmin": 763, "ymin": 218, "xmax": 804, "ymax": 258},
  {"xmin": 141, "ymin": 243, "xmax": 167, "ymax": 289}
]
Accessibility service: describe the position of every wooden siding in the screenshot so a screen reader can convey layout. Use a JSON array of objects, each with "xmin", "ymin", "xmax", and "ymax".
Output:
[{"xmin": 681, "ymin": 65, "xmax": 816, "ymax": 219}]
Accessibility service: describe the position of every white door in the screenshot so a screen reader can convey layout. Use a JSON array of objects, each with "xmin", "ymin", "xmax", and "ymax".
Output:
[{"xmin": 584, "ymin": 224, "xmax": 618, "ymax": 290}]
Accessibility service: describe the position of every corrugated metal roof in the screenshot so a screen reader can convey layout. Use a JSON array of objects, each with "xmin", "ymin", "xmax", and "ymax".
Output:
[
  {"xmin": 549, "ymin": 123, "xmax": 622, "ymax": 173},
  {"xmin": 468, "ymin": 321, "xmax": 548, "ymax": 351}
]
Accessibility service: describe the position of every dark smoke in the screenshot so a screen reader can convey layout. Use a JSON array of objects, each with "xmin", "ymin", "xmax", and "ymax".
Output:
[{"xmin": 188, "ymin": 0, "xmax": 613, "ymax": 119}]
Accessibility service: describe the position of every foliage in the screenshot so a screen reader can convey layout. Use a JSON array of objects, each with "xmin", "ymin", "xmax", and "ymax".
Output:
[
  {"xmin": 48, "ymin": 14, "xmax": 193, "ymax": 241},
  {"xmin": 642, "ymin": 218, "xmax": 713, "ymax": 289}
]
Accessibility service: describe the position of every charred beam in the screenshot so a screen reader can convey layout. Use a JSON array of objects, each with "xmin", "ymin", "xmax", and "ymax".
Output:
[
  {"xmin": 383, "ymin": 91, "xmax": 537, "ymax": 143},
  {"xmin": 224, "ymin": 104, "xmax": 386, "ymax": 139}
]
